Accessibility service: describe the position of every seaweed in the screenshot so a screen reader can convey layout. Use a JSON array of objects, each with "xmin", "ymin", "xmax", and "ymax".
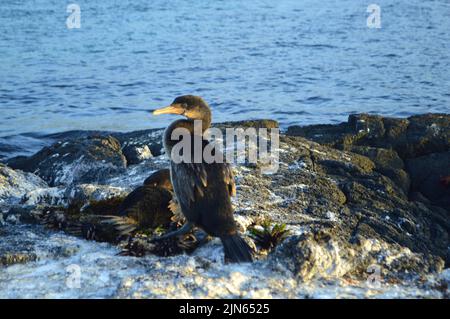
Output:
[{"xmin": 248, "ymin": 218, "xmax": 290, "ymax": 251}]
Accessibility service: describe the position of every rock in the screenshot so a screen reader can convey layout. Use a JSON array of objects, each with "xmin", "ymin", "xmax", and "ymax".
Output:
[
  {"xmin": 232, "ymin": 133, "xmax": 449, "ymax": 274},
  {"xmin": 270, "ymin": 230, "xmax": 443, "ymax": 282},
  {"xmin": 21, "ymin": 186, "xmax": 67, "ymax": 206},
  {"xmin": 65, "ymin": 184, "xmax": 130, "ymax": 205},
  {"xmin": 4, "ymin": 206, "xmax": 42, "ymax": 224},
  {"xmin": 0, "ymin": 115, "xmax": 448, "ymax": 290},
  {"xmin": 0, "ymin": 164, "xmax": 48, "ymax": 206},
  {"xmin": 122, "ymin": 144, "xmax": 153, "ymax": 165},
  {"xmin": 7, "ymin": 136, "xmax": 127, "ymax": 186},
  {"xmin": 348, "ymin": 146, "xmax": 410, "ymax": 194},
  {"xmin": 112, "ymin": 120, "xmax": 279, "ymax": 163},
  {"xmin": 287, "ymin": 113, "xmax": 449, "ymax": 159},
  {"xmin": 0, "ymin": 224, "xmax": 82, "ymax": 267},
  {"xmin": 214, "ymin": 119, "xmax": 279, "ymax": 130},
  {"xmin": 401, "ymin": 114, "xmax": 450, "ymax": 158},
  {"xmin": 0, "ymin": 225, "xmax": 38, "ymax": 266},
  {"xmin": 114, "ymin": 129, "xmax": 165, "ymax": 158},
  {"xmin": 287, "ymin": 113, "xmax": 449, "ymax": 209},
  {"xmin": 406, "ymin": 151, "xmax": 450, "ymax": 209},
  {"xmin": 105, "ymin": 157, "xmax": 170, "ymax": 188}
]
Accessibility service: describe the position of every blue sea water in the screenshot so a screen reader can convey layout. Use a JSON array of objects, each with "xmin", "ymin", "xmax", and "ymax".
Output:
[{"xmin": 0, "ymin": 0, "xmax": 449, "ymax": 156}]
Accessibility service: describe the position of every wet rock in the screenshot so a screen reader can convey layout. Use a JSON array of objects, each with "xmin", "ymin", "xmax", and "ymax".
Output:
[
  {"xmin": 0, "ymin": 115, "xmax": 448, "ymax": 289},
  {"xmin": 114, "ymin": 129, "xmax": 165, "ymax": 158},
  {"xmin": 122, "ymin": 144, "xmax": 153, "ymax": 165},
  {"xmin": 21, "ymin": 186, "xmax": 66, "ymax": 206},
  {"xmin": 105, "ymin": 157, "xmax": 170, "ymax": 188},
  {"xmin": 214, "ymin": 119, "xmax": 279, "ymax": 130},
  {"xmin": 4, "ymin": 206, "xmax": 42, "ymax": 224},
  {"xmin": 0, "ymin": 164, "xmax": 48, "ymax": 206},
  {"xmin": 19, "ymin": 183, "xmax": 129, "ymax": 207},
  {"xmin": 112, "ymin": 120, "xmax": 279, "ymax": 161},
  {"xmin": 0, "ymin": 224, "xmax": 83, "ymax": 267},
  {"xmin": 0, "ymin": 225, "xmax": 38, "ymax": 266},
  {"xmin": 287, "ymin": 113, "xmax": 449, "ymax": 159},
  {"xmin": 65, "ymin": 184, "xmax": 130, "ymax": 205},
  {"xmin": 7, "ymin": 136, "xmax": 127, "ymax": 186}
]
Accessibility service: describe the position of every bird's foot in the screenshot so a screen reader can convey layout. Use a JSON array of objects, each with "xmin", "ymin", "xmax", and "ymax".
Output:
[{"xmin": 151, "ymin": 222, "xmax": 194, "ymax": 242}]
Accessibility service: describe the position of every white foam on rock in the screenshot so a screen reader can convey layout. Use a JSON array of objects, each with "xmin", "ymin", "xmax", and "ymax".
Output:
[{"xmin": 0, "ymin": 223, "xmax": 445, "ymax": 298}]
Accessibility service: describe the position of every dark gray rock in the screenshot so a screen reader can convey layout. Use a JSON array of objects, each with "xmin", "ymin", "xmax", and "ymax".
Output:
[
  {"xmin": 114, "ymin": 129, "xmax": 165, "ymax": 157},
  {"xmin": 287, "ymin": 113, "xmax": 449, "ymax": 159},
  {"xmin": 4, "ymin": 205, "xmax": 42, "ymax": 224},
  {"xmin": 7, "ymin": 136, "xmax": 127, "ymax": 186},
  {"xmin": 122, "ymin": 144, "xmax": 153, "ymax": 165},
  {"xmin": 348, "ymin": 146, "xmax": 410, "ymax": 194},
  {"xmin": 406, "ymin": 151, "xmax": 450, "ymax": 209},
  {"xmin": 287, "ymin": 113, "xmax": 449, "ymax": 210},
  {"xmin": 0, "ymin": 163, "xmax": 48, "ymax": 205}
]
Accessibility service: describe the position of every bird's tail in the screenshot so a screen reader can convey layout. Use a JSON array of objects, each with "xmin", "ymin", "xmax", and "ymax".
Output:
[
  {"xmin": 220, "ymin": 234, "xmax": 254, "ymax": 263},
  {"xmin": 69, "ymin": 215, "xmax": 137, "ymax": 242},
  {"xmin": 98, "ymin": 215, "xmax": 138, "ymax": 237}
]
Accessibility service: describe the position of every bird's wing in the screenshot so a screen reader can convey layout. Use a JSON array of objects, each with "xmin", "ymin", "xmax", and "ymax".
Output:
[
  {"xmin": 170, "ymin": 141, "xmax": 236, "ymax": 208},
  {"xmin": 224, "ymin": 163, "xmax": 236, "ymax": 197},
  {"xmin": 171, "ymin": 161, "xmax": 207, "ymax": 210}
]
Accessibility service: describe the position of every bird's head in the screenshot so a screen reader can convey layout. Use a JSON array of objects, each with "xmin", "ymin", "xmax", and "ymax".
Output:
[
  {"xmin": 143, "ymin": 169, "xmax": 173, "ymax": 191},
  {"xmin": 153, "ymin": 95, "xmax": 211, "ymax": 123}
]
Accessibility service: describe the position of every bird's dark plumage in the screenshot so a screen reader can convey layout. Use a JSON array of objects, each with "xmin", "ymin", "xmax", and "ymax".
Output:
[
  {"xmin": 109, "ymin": 169, "xmax": 174, "ymax": 234},
  {"xmin": 117, "ymin": 183, "xmax": 173, "ymax": 229},
  {"xmin": 143, "ymin": 168, "xmax": 173, "ymax": 191},
  {"xmin": 62, "ymin": 169, "xmax": 177, "ymax": 242},
  {"xmin": 153, "ymin": 95, "xmax": 253, "ymax": 263}
]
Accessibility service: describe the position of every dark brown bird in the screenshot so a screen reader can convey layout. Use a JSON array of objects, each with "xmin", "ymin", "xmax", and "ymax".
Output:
[
  {"xmin": 143, "ymin": 168, "xmax": 172, "ymax": 189},
  {"xmin": 101, "ymin": 168, "xmax": 175, "ymax": 238},
  {"xmin": 153, "ymin": 95, "xmax": 253, "ymax": 263},
  {"xmin": 54, "ymin": 169, "xmax": 177, "ymax": 243}
]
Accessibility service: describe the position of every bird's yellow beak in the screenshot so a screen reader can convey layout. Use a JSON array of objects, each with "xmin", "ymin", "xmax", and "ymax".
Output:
[{"xmin": 152, "ymin": 104, "xmax": 185, "ymax": 115}]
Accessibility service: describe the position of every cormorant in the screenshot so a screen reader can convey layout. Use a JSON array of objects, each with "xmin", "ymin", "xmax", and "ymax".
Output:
[
  {"xmin": 119, "ymin": 169, "xmax": 172, "ymax": 223},
  {"xmin": 153, "ymin": 95, "xmax": 253, "ymax": 263},
  {"xmin": 143, "ymin": 168, "xmax": 173, "ymax": 190},
  {"xmin": 100, "ymin": 168, "xmax": 176, "ymax": 238},
  {"xmin": 50, "ymin": 169, "xmax": 178, "ymax": 243}
]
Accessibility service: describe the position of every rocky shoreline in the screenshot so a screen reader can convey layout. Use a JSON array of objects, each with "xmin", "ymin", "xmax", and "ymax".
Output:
[{"xmin": 0, "ymin": 113, "xmax": 449, "ymax": 298}]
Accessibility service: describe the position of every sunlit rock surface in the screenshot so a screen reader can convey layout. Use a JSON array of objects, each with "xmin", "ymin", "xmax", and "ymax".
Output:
[
  {"xmin": 7, "ymin": 136, "xmax": 127, "ymax": 186},
  {"xmin": 0, "ymin": 164, "xmax": 48, "ymax": 206},
  {"xmin": 0, "ymin": 224, "xmax": 448, "ymax": 299}
]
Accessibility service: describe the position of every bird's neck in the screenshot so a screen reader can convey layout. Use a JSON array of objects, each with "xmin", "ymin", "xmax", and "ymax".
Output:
[
  {"xmin": 199, "ymin": 112, "xmax": 212, "ymax": 131},
  {"xmin": 163, "ymin": 116, "xmax": 211, "ymax": 156}
]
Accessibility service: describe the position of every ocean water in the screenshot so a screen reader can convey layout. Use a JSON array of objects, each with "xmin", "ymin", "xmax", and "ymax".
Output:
[{"xmin": 0, "ymin": 0, "xmax": 449, "ymax": 154}]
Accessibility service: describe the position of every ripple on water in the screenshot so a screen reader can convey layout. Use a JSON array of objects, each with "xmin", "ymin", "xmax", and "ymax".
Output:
[{"xmin": 0, "ymin": 0, "xmax": 449, "ymax": 144}]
